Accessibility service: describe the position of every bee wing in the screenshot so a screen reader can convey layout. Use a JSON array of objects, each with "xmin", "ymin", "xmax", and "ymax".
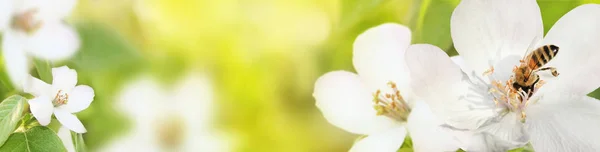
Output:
[{"xmin": 522, "ymin": 35, "xmax": 542, "ymax": 62}]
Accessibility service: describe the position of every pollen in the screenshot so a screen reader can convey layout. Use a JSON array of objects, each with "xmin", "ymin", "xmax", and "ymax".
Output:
[
  {"xmin": 53, "ymin": 90, "xmax": 69, "ymax": 106},
  {"xmin": 486, "ymin": 75, "xmax": 546, "ymax": 121},
  {"xmin": 372, "ymin": 81, "xmax": 410, "ymax": 122}
]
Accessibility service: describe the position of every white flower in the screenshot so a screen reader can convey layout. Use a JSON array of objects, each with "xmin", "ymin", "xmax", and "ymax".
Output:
[
  {"xmin": 99, "ymin": 73, "xmax": 229, "ymax": 152},
  {"xmin": 313, "ymin": 23, "xmax": 461, "ymax": 152},
  {"xmin": 0, "ymin": 0, "xmax": 80, "ymax": 89},
  {"xmin": 24, "ymin": 66, "xmax": 95, "ymax": 133},
  {"xmin": 405, "ymin": 1, "xmax": 600, "ymax": 151},
  {"xmin": 58, "ymin": 127, "xmax": 76, "ymax": 152}
]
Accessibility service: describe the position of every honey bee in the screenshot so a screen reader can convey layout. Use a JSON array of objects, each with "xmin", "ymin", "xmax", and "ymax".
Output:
[{"xmin": 511, "ymin": 45, "xmax": 560, "ymax": 96}]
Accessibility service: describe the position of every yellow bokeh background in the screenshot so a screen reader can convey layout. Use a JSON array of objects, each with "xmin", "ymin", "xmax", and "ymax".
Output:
[{"xmin": 53, "ymin": 0, "xmax": 600, "ymax": 151}]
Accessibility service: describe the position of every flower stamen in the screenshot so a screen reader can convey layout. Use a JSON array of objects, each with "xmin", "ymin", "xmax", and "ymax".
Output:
[
  {"xmin": 53, "ymin": 90, "xmax": 69, "ymax": 106},
  {"xmin": 483, "ymin": 66, "xmax": 495, "ymax": 76},
  {"xmin": 12, "ymin": 9, "xmax": 42, "ymax": 34},
  {"xmin": 484, "ymin": 69, "xmax": 548, "ymax": 121},
  {"xmin": 372, "ymin": 81, "xmax": 410, "ymax": 122}
]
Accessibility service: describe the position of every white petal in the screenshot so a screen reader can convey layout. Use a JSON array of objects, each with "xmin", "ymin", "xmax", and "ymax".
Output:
[
  {"xmin": 58, "ymin": 127, "xmax": 75, "ymax": 152},
  {"xmin": 349, "ymin": 127, "xmax": 406, "ymax": 152},
  {"xmin": 2, "ymin": 31, "xmax": 30, "ymax": 90},
  {"xmin": 28, "ymin": 96, "xmax": 53, "ymax": 126},
  {"xmin": 314, "ymin": 71, "xmax": 400, "ymax": 135},
  {"xmin": 182, "ymin": 132, "xmax": 231, "ymax": 152},
  {"xmin": 451, "ymin": 0, "xmax": 543, "ymax": 75},
  {"xmin": 52, "ymin": 66, "xmax": 78, "ymax": 92},
  {"xmin": 172, "ymin": 73, "xmax": 213, "ymax": 130},
  {"xmin": 0, "ymin": 0, "xmax": 13, "ymax": 30},
  {"xmin": 18, "ymin": 0, "xmax": 76, "ymax": 20},
  {"xmin": 64, "ymin": 85, "xmax": 94, "ymax": 113},
  {"xmin": 26, "ymin": 21, "xmax": 80, "ymax": 60},
  {"xmin": 23, "ymin": 75, "xmax": 52, "ymax": 97},
  {"xmin": 116, "ymin": 76, "xmax": 165, "ymax": 124},
  {"xmin": 352, "ymin": 23, "xmax": 412, "ymax": 92},
  {"xmin": 526, "ymin": 95, "xmax": 600, "ymax": 151},
  {"xmin": 406, "ymin": 101, "xmax": 458, "ymax": 152},
  {"xmin": 405, "ymin": 44, "xmax": 498, "ymax": 130},
  {"xmin": 477, "ymin": 112, "xmax": 528, "ymax": 149},
  {"xmin": 538, "ymin": 4, "xmax": 600, "ymax": 96},
  {"xmin": 452, "ymin": 131, "xmax": 519, "ymax": 152},
  {"xmin": 54, "ymin": 107, "xmax": 86, "ymax": 133},
  {"xmin": 450, "ymin": 55, "xmax": 469, "ymax": 74},
  {"xmin": 41, "ymin": 0, "xmax": 77, "ymax": 19}
]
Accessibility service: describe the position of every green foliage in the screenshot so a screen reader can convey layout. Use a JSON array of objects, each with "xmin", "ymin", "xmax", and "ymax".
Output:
[
  {"xmin": 410, "ymin": 0, "xmax": 459, "ymax": 51},
  {"xmin": 338, "ymin": 0, "xmax": 389, "ymax": 32},
  {"xmin": 68, "ymin": 22, "xmax": 143, "ymax": 74},
  {"xmin": 397, "ymin": 147, "xmax": 414, "ymax": 152},
  {"xmin": 538, "ymin": 0, "xmax": 581, "ymax": 34},
  {"xmin": 396, "ymin": 135, "xmax": 414, "ymax": 152},
  {"xmin": 0, "ymin": 95, "xmax": 26, "ymax": 146},
  {"xmin": 33, "ymin": 59, "xmax": 53, "ymax": 84},
  {"xmin": 400, "ymin": 135, "xmax": 413, "ymax": 149},
  {"xmin": 0, "ymin": 126, "xmax": 66, "ymax": 151},
  {"xmin": 508, "ymin": 146, "xmax": 535, "ymax": 152}
]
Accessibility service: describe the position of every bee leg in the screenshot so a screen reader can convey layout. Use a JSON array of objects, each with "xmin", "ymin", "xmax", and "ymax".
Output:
[{"xmin": 536, "ymin": 67, "xmax": 559, "ymax": 77}]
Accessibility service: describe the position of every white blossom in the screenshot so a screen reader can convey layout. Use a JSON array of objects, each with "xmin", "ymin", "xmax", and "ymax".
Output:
[
  {"xmin": 58, "ymin": 127, "xmax": 76, "ymax": 152},
  {"xmin": 99, "ymin": 73, "xmax": 229, "ymax": 152},
  {"xmin": 0, "ymin": 0, "xmax": 80, "ymax": 89},
  {"xmin": 313, "ymin": 23, "xmax": 461, "ymax": 152},
  {"xmin": 24, "ymin": 66, "xmax": 95, "ymax": 133},
  {"xmin": 404, "ymin": 1, "xmax": 600, "ymax": 151}
]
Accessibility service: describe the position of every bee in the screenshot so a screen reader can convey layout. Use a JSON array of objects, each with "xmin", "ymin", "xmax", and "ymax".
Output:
[{"xmin": 511, "ymin": 45, "xmax": 560, "ymax": 96}]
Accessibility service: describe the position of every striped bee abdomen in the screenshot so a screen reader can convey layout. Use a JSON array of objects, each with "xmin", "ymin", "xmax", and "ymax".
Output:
[{"xmin": 529, "ymin": 45, "xmax": 559, "ymax": 69}]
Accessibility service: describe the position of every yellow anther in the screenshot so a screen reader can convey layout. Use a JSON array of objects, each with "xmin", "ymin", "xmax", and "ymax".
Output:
[
  {"xmin": 483, "ymin": 66, "xmax": 494, "ymax": 76},
  {"xmin": 488, "ymin": 88, "xmax": 497, "ymax": 93},
  {"xmin": 371, "ymin": 81, "xmax": 411, "ymax": 122},
  {"xmin": 374, "ymin": 105, "xmax": 387, "ymax": 115}
]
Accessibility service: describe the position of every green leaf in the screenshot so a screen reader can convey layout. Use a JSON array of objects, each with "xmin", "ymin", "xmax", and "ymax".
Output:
[
  {"xmin": 33, "ymin": 59, "xmax": 53, "ymax": 84},
  {"xmin": 537, "ymin": 0, "xmax": 581, "ymax": 34},
  {"xmin": 71, "ymin": 131, "xmax": 86, "ymax": 152},
  {"xmin": 508, "ymin": 147, "xmax": 526, "ymax": 152},
  {"xmin": 0, "ymin": 95, "xmax": 26, "ymax": 146},
  {"xmin": 0, "ymin": 126, "xmax": 66, "ymax": 151},
  {"xmin": 410, "ymin": 0, "xmax": 459, "ymax": 51},
  {"xmin": 397, "ymin": 147, "xmax": 414, "ymax": 152},
  {"xmin": 400, "ymin": 135, "xmax": 413, "ymax": 148}
]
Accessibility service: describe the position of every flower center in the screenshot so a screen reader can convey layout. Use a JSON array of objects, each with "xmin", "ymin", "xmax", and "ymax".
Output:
[
  {"xmin": 156, "ymin": 116, "xmax": 186, "ymax": 150},
  {"xmin": 483, "ymin": 66, "xmax": 545, "ymax": 122},
  {"xmin": 53, "ymin": 90, "xmax": 69, "ymax": 107},
  {"xmin": 12, "ymin": 9, "xmax": 42, "ymax": 34},
  {"xmin": 372, "ymin": 81, "xmax": 411, "ymax": 122}
]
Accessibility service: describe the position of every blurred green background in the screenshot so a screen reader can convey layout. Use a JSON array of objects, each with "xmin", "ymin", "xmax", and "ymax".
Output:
[{"xmin": 4, "ymin": 0, "xmax": 598, "ymax": 151}]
